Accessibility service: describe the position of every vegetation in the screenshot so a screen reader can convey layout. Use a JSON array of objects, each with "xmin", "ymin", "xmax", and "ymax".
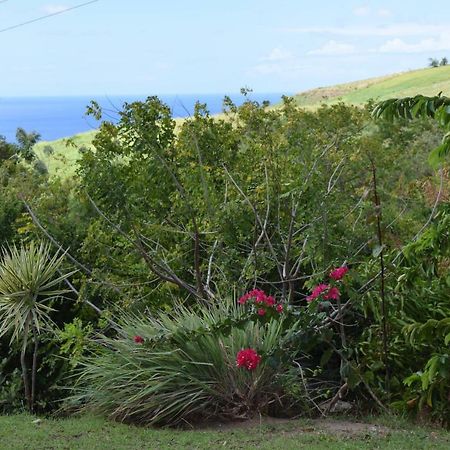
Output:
[
  {"xmin": 0, "ymin": 84, "xmax": 449, "ymax": 430},
  {"xmin": 293, "ymin": 66, "xmax": 450, "ymax": 108},
  {"xmin": 0, "ymin": 243, "xmax": 73, "ymax": 412},
  {"xmin": 1, "ymin": 414, "xmax": 450, "ymax": 449}
]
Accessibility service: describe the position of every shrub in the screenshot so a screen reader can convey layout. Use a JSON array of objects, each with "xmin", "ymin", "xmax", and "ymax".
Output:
[{"xmin": 71, "ymin": 297, "xmax": 314, "ymax": 426}]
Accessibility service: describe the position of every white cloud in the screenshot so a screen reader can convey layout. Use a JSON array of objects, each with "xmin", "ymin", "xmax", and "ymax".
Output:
[
  {"xmin": 308, "ymin": 40, "xmax": 356, "ymax": 56},
  {"xmin": 260, "ymin": 47, "xmax": 293, "ymax": 62},
  {"xmin": 378, "ymin": 8, "xmax": 392, "ymax": 17},
  {"xmin": 252, "ymin": 47, "xmax": 298, "ymax": 75},
  {"xmin": 282, "ymin": 23, "xmax": 447, "ymax": 38},
  {"xmin": 353, "ymin": 5, "xmax": 370, "ymax": 17},
  {"xmin": 378, "ymin": 33, "xmax": 450, "ymax": 53},
  {"xmin": 41, "ymin": 4, "xmax": 69, "ymax": 14}
]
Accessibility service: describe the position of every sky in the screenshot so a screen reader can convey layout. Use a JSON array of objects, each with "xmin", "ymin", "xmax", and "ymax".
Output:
[{"xmin": 1, "ymin": 0, "xmax": 449, "ymax": 96}]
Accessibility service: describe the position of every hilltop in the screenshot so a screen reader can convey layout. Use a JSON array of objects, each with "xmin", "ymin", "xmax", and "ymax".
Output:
[{"xmin": 293, "ymin": 65, "xmax": 450, "ymax": 108}]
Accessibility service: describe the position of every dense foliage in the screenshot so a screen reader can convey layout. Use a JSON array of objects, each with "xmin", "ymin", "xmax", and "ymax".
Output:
[{"xmin": 0, "ymin": 93, "xmax": 449, "ymax": 425}]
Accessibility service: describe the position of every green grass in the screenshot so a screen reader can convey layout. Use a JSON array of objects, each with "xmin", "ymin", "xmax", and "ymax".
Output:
[
  {"xmin": 33, "ymin": 130, "xmax": 97, "ymax": 178},
  {"xmin": 0, "ymin": 414, "xmax": 449, "ymax": 449},
  {"xmin": 294, "ymin": 66, "xmax": 450, "ymax": 108}
]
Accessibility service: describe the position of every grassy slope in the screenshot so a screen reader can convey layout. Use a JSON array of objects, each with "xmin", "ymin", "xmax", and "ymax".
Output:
[
  {"xmin": 34, "ymin": 130, "xmax": 97, "ymax": 178},
  {"xmin": 0, "ymin": 414, "xmax": 449, "ymax": 450},
  {"xmin": 294, "ymin": 65, "xmax": 450, "ymax": 108}
]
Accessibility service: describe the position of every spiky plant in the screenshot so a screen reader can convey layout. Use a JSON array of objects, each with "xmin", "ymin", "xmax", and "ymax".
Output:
[
  {"xmin": 71, "ymin": 299, "xmax": 293, "ymax": 426},
  {"xmin": 0, "ymin": 242, "xmax": 75, "ymax": 412}
]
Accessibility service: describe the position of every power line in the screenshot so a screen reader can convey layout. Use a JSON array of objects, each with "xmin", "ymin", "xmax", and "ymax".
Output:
[{"xmin": 0, "ymin": 0, "xmax": 99, "ymax": 34}]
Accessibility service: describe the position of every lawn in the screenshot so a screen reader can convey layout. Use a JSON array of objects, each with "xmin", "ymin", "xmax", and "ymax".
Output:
[{"xmin": 0, "ymin": 414, "xmax": 449, "ymax": 450}]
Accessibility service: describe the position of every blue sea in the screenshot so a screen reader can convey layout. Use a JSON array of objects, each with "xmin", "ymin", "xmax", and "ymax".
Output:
[{"xmin": 0, "ymin": 93, "xmax": 286, "ymax": 142}]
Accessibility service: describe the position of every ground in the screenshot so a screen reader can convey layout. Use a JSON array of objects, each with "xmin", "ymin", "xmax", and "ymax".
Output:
[{"xmin": 0, "ymin": 414, "xmax": 449, "ymax": 449}]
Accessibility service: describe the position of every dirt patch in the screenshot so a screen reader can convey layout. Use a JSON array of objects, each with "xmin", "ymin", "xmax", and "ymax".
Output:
[
  {"xmin": 313, "ymin": 418, "xmax": 390, "ymax": 437},
  {"xmin": 195, "ymin": 417, "xmax": 391, "ymax": 437}
]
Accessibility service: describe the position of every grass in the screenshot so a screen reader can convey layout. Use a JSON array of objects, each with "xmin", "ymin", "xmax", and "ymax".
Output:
[
  {"xmin": 33, "ymin": 130, "xmax": 96, "ymax": 178},
  {"xmin": 294, "ymin": 65, "xmax": 450, "ymax": 108},
  {"xmin": 0, "ymin": 414, "xmax": 449, "ymax": 449}
]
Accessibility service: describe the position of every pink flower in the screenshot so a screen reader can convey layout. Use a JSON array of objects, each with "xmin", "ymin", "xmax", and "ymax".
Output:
[
  {"xmin": 323, "ymin": 286, "xmax": 340, "ymax": 300},
  {"xmin": 276, "ymin": 304, "xmax": 283, "ymax": 313},
  {"xmin": 133, "ymin": 335, "xmax": 144, "ymax": 344},
  {"xmin": 257, "ymin": 308, "xmax": 266, "ymax": 316},
  {"xmin": 329, "ymin": 266, "xmax": 349, "ymax": 281},
  {"xmin": 238, "ymin": 289, "xmax": 278, "ymax": 309},
  {"xmin": 236, "ymin": 348, "xmax": 262, "ymax": 371},
  {"xmin": 307, "ymin": 284, "xmax": 329, "ymax": 302}
]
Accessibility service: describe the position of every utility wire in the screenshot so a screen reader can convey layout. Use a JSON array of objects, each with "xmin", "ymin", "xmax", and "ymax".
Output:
[{"xmin": 0, "ymin": 0, "xmax": 99, "ymax": 33}]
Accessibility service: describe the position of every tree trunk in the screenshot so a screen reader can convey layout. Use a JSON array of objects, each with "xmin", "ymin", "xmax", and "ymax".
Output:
[
  {"xmin": 21, "ymin": 315, "xmax": 31, "ymax": 412},
  {"xmin": 31, "ymin": 325, "xmax": 39, "ymax": 413}
]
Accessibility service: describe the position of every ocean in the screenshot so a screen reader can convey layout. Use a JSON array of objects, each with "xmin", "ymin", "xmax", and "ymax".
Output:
[{"xmin": 0, "ymin": 93, "xmax": 286, "ymax": 142}]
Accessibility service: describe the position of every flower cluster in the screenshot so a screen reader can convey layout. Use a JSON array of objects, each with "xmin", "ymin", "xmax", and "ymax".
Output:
[
  {"xmin": 307, "ymin": 265, "xmax": 348, "ymax": 303},
  {"xmin": 133, "ymin": 335, "xmax": 144, "ymax": 344},
  {"xmin": 329, "ymin": 266, "xmax": 349, "ymax": 281},
  {"xmin": 238, "ymin": 289, "xmax": 283, "ymax": 315},
  {"xmin": 236, "ymin": 348, "xmax": 261, "ymax": 371}
]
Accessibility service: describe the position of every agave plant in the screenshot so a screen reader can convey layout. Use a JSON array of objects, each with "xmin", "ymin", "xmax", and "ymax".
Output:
[{"xmin": 0, "ymin": 241, "xmax": 75, "ymax": 412}]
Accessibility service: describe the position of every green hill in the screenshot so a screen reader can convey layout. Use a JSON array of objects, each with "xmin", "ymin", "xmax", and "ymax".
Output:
[
  {"xmin": 34, "ymin": 130, "xmax": 97, "ymax": 178},
  {"xmin": 293, "ymin": 65, "xmax": 450, "ymax": 108}
]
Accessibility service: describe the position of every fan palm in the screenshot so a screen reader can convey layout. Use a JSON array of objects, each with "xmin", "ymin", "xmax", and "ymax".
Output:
[{"xmin": 0, "ymin": 242, "xmax": 75, "ymax": 412}]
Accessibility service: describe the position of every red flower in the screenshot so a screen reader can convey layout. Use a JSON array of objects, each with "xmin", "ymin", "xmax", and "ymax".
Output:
[
  {"xmin": 239, "ymin": 289, "xmax": 267, "ymax": 305},
  {"xmin": 257, "ymin": 308, "xmax": 266, "ymax": 316},
  {"xmin": 236, "ymin": 348, "xmax": 262, "ymax": 371},
  {"xmin": 329, "ymin": 266, "xmax": 348, "ymax": 281},
  {"xmin": 265, "ymin": 296, "xmax": 276, "ymax": 307},
  {"xmin": 323, "ymin": 286, "xmax": 340, "ymax": 300},
  {"xmin": 307, "ymin": 283, "xmax": 329, "ymax": 302},
  {"xmin": 276, "ymin": 304, "xmax": 283, "ymax": 313},
  {"xmin": 133, "ymin": 335, "xmax": 144, "ymax": 344}
]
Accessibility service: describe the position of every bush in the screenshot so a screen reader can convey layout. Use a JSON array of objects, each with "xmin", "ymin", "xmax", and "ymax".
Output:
[{"xmin": 70, "ymin": 297, "xmax": 321, "ymax": 426}]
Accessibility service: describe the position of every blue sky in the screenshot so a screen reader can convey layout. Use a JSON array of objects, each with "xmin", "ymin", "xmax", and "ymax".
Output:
[{"xmin": 1, "ymin": 0, "xmax": 449, "ymax": 96}]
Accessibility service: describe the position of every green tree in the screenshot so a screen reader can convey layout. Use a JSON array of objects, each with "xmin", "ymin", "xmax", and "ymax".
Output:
[
  {"xmin": 0, "ymin": 242, "xmax": 74, "ymax": 412},
  {"xmin": 373, "ymin": 94, "xmax": 450, "ymax": 166},
  {"xmin": 428, "ymin": 58, "xmax": 439, "ymax": 68},
  {"xmin": 15, "ymin": 128, "xmax": 40, "ymax": 162}
]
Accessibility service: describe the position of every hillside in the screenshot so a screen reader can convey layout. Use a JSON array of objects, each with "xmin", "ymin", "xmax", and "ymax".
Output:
[
  {"xmin": 293, "ymin": 65, "xmax": 450, "ymax": 108},
  {"xmin": 34, "ymin": 130, "xmax": 97, "ymax": 178}
]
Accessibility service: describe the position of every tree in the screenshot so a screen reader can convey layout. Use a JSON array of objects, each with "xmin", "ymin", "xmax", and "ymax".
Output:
[
  {"xmin": 0, "ymin": 135, "xmax": 15, "ymax": 161},
  {"xmin": 15, "ymin": 128, "xmax": 41, "ymax": 162},
  {"xmin": 428, "ymin": 58, "xmax": 439, "ymax": 68},
  {"xmin": 440, "ymin": 57, "xmax": 448, "ymax": 66},
  {"xmin": 0, "ymin": 242, "xmax": 74, "ymax": 412},
  {"xmin": 372, "ymin": 94, "xmax": 450, "ymax": 166}
]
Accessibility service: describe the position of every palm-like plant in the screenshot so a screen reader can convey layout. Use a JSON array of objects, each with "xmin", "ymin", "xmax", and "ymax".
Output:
[{"xmin": 0, "ymin": 242, "xmax": 75, "ymax": 412}]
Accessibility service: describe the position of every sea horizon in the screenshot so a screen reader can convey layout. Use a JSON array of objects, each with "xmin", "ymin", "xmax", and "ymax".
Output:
[{"xmin": 0, "ymin": 93, "xmax": 288, "ymax": 143}]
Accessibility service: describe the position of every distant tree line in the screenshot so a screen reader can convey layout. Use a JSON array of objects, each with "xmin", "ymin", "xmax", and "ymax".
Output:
[{"xmin": 428, "ymin": 57, "xmax": 448, "ymax": 67}]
